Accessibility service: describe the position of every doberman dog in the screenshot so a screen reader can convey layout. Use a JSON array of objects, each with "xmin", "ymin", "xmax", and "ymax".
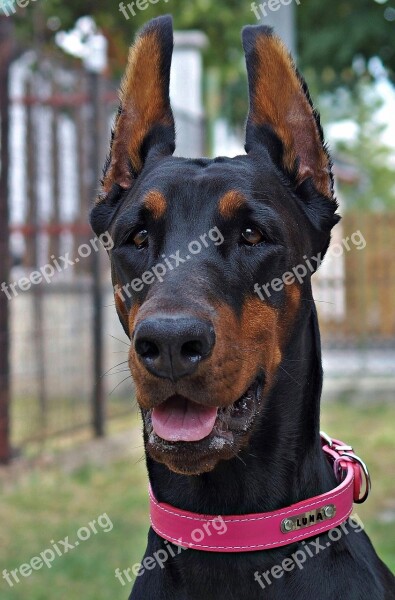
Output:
[{"xmin": 90, "ymin": 15, "xmax": 395, "ymax": 600}]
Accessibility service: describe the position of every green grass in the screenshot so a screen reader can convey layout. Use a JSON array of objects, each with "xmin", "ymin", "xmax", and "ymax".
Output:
[
  {"xmin": 1, "ymin": 400, "xmax": 394, "ymax": 599},
  {"xmin": 1, "ymin": 458, "xmax": 149, "ymax": 599},
  {"xmin": 321, "ymin": 398, "xmax": 395, "ymax": 573}
]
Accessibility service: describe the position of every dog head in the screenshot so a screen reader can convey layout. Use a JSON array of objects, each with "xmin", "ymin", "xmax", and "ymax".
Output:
[{"xmin": 90, "ymin": 16, "xmax": 339, "ymax": 475}]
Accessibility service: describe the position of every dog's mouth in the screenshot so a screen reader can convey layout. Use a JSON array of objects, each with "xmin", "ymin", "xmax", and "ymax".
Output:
[
  {"xmin": 151, "ymin": 397, "xmax": 219, "ymax": 443},
  {"xmin": 143, "ymin": 377, "xmax": 263, "ymax": 474}
]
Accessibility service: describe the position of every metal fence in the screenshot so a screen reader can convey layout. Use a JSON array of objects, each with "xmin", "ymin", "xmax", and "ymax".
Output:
[
  {"xmin": 1, "ymin": 46, "xmax": 393, "ymax": 462},
  {"xmin": 2, "ymin": 49, "xmax": 132, "ymax": 458},
  {"xmin": 0, "ymin": 45, "xmax": 210, "ymax": 461}
]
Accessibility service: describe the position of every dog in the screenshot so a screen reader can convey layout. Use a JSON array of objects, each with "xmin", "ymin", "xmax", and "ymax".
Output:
[{"xmin": 90, "ymin": 15, "xmax": 395, "ymax": 600}]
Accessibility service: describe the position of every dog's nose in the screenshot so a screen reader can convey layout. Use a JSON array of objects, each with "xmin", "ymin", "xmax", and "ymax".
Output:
[{"xmin": 134, "ymin": 316, "xmax": 215, "ymax": 382}]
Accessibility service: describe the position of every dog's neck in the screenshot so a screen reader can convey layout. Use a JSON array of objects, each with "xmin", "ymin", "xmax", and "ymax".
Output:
[{"xmin": 146, "ymin": 302, "xmax": 336, "ymax": 516}]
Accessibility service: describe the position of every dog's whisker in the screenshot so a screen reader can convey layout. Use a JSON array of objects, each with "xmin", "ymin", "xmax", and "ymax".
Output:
[
  {"xmin": 309, "ymin": 298, "xmax": 336, "ymax": 305},
  {"xmin": 232, "ymin": 451, "xmax": 247, "ymax": 467},
  {"xmin": 101, "ymin": 361, "xmax": 129, "ymax": 378},
  {"xmin": 278, "ymin": 364, "xmax": 302, "ymax": 387},
  {"xmin": 103, "ymin": 369, "xmax": 131, "ymax": 377},
  {"xmin": 282, "ymin": 358, "xmax": 309, "ymax": 362},
  {"xmin": 108, "ymin": 334, "xmax": 130, "ymax": 347},
  {"xmin": 109, "ymin": 376, "xmax": 133, "ymax": 396}
]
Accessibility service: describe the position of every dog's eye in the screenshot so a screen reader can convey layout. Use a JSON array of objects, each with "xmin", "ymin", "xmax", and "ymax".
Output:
[
  {"xmin": 241, "ymin": 227, "xmax": 264, "ymax": 246},
  {"xmin": 132, "ymin": 229, "xmax": 149, "ymax": 249}
]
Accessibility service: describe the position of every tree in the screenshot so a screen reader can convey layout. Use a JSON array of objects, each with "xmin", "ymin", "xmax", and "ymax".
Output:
[
  {"xmin": 9, "ymin": 1, "xmax": 395, "ymax": 82},
  {"xmin": 8, "ymin": 1, "xmax": 395, "ymax": 129},
  {"xmin": 327, "ymin": 83, "xmax": 395, "ymax": 211},
  {"xmin": 298, "ymin": 0, "xmax": 395, "ymax": 90},
  {"xmin": 7, "ymin": 1, "xmax": 253, "ymax": 77}
]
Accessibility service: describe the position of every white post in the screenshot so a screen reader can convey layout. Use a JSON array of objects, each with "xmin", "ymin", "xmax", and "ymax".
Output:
[
  {"xmin": 258, "ymin": 2, "xmax": 297, "ymax": 56},
  {"xmin": 171, "ymin": 31, "xmax": 208, "ymax": 157}
]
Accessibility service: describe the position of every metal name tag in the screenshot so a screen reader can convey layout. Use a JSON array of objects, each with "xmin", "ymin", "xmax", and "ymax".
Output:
[{"xmin": 281, "ymin": 504, "xmax": 336, "ymax": 534}]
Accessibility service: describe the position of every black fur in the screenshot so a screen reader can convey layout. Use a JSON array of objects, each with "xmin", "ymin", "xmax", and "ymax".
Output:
[{"xmin": 89, "ymin": 17, "xmax": 395, "ymax": 600}]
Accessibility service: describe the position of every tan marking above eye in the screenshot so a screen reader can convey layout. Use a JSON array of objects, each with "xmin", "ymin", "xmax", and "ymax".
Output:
[
  {"xmin": 143, "ymin": 190, "xmax": 167, "ymax": 220},
  {"xmin": 218, "ymin": 191, "xmax": 246, "ymax": 219}
]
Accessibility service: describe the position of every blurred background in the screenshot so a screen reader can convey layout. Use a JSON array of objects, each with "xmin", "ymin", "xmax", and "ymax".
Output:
[{"xmin": 0, "ymin": 1, "xmax": 394, "ymax": 598}]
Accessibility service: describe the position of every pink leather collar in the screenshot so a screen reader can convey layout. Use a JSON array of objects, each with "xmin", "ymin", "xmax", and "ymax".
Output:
[{"xmin": 149, "ymin": 433, "xmax": 371, "ymax": 552}]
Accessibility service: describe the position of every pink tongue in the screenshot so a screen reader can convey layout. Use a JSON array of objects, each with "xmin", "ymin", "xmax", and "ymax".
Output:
[{"xmin": 152, "ymin": 396, "xmax": 218, "ymax": 442}]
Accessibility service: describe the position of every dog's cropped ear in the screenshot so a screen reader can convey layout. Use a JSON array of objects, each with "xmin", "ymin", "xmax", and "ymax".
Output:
[
  {"xmin": 101, "ymin": 15, "xmax": 175, "ymax": 197},
  {"xmin": 242, "ymin": 25, "xmax": 333, "ymax": 200}
]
